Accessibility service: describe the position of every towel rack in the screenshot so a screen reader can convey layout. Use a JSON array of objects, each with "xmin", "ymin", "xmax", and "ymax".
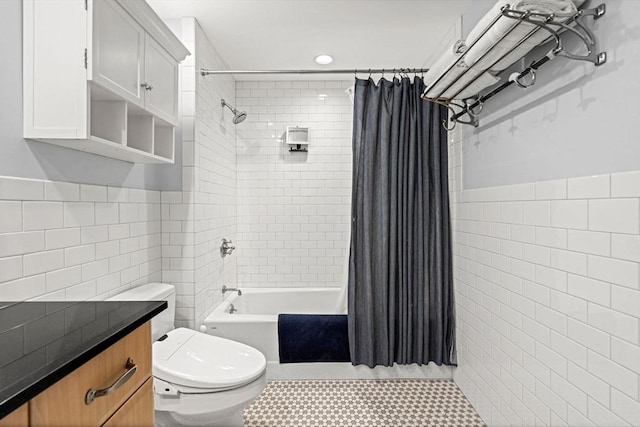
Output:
[{"xmin": 422, "ymin": 2, "xmax": 606, "ymax": 129}]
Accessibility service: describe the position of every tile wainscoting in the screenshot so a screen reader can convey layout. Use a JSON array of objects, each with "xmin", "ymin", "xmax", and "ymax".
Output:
[
  {"xmin": 449, "ymin": 129, "xmax": 640, "ymax": 426},
  {"xmin": 0, "ymin": 176, "xmax": 162, "ymax": 301}
]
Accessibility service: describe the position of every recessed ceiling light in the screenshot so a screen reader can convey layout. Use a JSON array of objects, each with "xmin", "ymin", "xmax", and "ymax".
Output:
[{"xmin": 314, "ymin": 54, "xmax": 333, "ymax": 65}]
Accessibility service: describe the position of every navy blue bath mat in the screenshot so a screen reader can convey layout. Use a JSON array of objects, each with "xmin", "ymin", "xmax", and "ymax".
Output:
[{"xmin": 277, "ymin": 314, "xmax": 350, "ymax": 363}]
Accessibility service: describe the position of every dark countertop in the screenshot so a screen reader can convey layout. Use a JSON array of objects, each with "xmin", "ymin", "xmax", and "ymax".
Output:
[{"xmin": 0, "ymin": 300, "xmax": 167, "ymax": 418}]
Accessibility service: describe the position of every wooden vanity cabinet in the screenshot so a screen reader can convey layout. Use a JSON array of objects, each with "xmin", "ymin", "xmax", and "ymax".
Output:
[{"xmin": 0, "ymin": 322, "xmax": 154, "ymax": 427}]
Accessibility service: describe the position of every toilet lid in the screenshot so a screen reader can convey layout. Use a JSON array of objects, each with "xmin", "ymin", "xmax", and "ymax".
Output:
[{"xmin": 153, "ymin": 328, "xmax": 266, "ymax": 390}]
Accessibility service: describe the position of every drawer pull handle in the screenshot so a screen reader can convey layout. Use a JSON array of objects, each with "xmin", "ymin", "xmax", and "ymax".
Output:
[{"xmin": 85, "ymin": 358, "xmax": 137, "ymax": 405}]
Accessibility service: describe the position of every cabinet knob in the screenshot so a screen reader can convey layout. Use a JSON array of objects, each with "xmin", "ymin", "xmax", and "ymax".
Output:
[
  {"xmin": 85, "ymin": 358, "xmax": 137, "ymax": 404},
  {"xmin": 141, "ymin": 82, "xmax": 154, "ymax": 91}
]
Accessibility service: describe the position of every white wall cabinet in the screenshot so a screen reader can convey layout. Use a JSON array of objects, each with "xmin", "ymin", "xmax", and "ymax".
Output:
[
  {"xmin": 23, "ymin": 0, "xmax": 189, "ymax": 164},
  {"xmin": 91, "ymin": 0, "xmax": 145, "ymax": 106},
  {"xmin": 141, "ymin": 34, "xmax": 179, "ymax": 124}
]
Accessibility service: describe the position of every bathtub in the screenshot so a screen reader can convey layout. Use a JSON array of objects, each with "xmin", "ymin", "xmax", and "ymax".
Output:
[
  {"xmin": 201, "ymin": 287, "xmax": 454, "ymax": 380},
  {"xmin": 202, "ymin": 287, "xmax": 342, "ymax": 362}
]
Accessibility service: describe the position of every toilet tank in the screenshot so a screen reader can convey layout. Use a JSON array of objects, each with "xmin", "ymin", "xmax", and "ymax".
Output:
[{"xmin": 107, "ymin": 283, "xmax": 175, "ymax": 341}]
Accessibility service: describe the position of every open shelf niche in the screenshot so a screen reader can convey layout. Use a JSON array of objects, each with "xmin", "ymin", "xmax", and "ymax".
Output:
[
  {"xmin": 153, "ymin": 122, "xmax": 175, "ymax": 161},
  {"xmin": 87, "ymin": 83, "xmax": 173, "ymax": 164}
]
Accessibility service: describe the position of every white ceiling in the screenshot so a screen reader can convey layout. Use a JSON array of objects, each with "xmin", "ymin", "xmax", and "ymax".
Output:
[{"xmin": 147, "ymin": 0, "xmax": 472, "ymax": 79}]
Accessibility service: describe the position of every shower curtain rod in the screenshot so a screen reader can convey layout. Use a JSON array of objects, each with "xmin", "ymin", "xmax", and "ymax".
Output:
[{"xmin": 200, "ymin": 68, "xmax": 429, "ymax": 76}]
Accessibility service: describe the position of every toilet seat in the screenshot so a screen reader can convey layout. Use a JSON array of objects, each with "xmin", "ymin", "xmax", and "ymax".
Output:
[{"xmin": 153, "ymin": 328, "xmax": 266, "ymax": 392}]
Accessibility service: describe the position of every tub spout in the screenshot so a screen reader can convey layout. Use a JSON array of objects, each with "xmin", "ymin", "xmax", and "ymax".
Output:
[
  {"xmin": 228, "ymin": 303, "xmax": 238, "ymax": 314},
  {"xmin": 222, "ymin": 285, "xmax": 242, "ymax": 296}
]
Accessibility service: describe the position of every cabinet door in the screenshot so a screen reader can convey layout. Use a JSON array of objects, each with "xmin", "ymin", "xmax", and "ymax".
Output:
[
  {"xmin": 143, "ymin": 34, "xmax": 178, "ymax": 125},
  {"xmin": 102, "ymin": 378, "xmax": 153, "ymax": 427},
  {"xmin": 0, "ymin": 404, "xmax": 28, "ymax": 427},
  {"xmin": 29, "ymin": 323, "xmax": 152, "ymax": 427},
  {"xmin": 91, "ymin": 0, "xmax": 144, "ymax": 105},
  {"xmin": 23, "ymin": 0, "xmax": 88, "ymax": 139}
]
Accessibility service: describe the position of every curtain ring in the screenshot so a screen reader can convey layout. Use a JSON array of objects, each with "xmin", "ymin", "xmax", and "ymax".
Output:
[
  {"xmin": 381, "ymin": 68, "xmax": 385, "ymax": 79},
  {"xmin": 368, "ymin": 68, "xmax": 372, "ymax": 79}
]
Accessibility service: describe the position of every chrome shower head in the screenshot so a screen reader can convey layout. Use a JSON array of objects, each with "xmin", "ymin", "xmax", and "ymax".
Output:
[
  {"xmin": 233, "ymin": 111, "xmax": 247, "ymax": 124},
  {"xmin": 221, "ymin": 99, "xmax": 247, "ymax": 124}
]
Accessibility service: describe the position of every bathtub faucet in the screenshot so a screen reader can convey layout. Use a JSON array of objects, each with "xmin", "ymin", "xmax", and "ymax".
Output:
[
  {"xmin": 228, "ymin": 303, "xmax": 237, "ymax": 314},
  {"xmin": 222, "ymin": 285, "xmax": 242, "ymax": 296}
]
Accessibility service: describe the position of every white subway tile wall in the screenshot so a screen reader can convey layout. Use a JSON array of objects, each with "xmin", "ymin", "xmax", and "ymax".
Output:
[
  {"xmin": 234, "ymin": 80, "xmax": 353, "ymax": 288},
  {"xmin": 161, "ymin": 18, "xmax": 238, "ymax": 329},
  {"xmin": 0, "ymin": 176, "xmax": 162, "ymax": 301},
  {"xmin": 450, "ymin": 125, "xmax": 640, "ymax": 426}
]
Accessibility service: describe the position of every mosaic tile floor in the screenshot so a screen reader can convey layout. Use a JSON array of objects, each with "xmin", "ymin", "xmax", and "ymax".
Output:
[{"xmin": 243, "ymin": 379, "xmax": 485, "ymax": 427}]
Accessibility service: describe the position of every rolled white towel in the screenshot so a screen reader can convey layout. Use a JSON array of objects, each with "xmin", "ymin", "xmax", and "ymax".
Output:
[
  {"xmin": 467, "ymin": 0, "xmax": 582, "ymax": 43},
  {"xmin": 425, "ymin": 66, "xmax": 501, "ymax": 101},
  {"xmin": 434, "ymin": 68, "xmax": 501, "ymax": 100},
  {"xmin": 464, "ymin": 0, "xmax": 581, "ymax": 72},
  {"xmin": 489, "ymin": 31, "xmax": 551, "ymax": 71},
  {"xmin": 423, "ymin": 41, "xmax": 469, "ymax": 99},
  {"xmin": 455, "ymin": 72, "xmax": 501, "ymax": 100},
  {"xmin": 471, "ymin": 23, "xmax": 551, "ymax": 72},
  {"xmin": 517, "ymin": 0, "xmax": 584, "ymax": 15}
]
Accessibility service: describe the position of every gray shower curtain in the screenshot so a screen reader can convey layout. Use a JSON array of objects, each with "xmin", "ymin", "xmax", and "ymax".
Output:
[{"xmin": 348, "ymin": 77, "xmax": 456, "ymax": 368}]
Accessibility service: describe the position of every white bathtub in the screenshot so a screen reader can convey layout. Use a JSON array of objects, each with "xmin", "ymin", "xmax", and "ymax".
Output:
[
  {"xmin": 201, "ymin": 286, "xmax": 454, "ymax": 380},
  {"xmin": 202, "ymin": 287, "xmax": 342, "ymax": 362}
]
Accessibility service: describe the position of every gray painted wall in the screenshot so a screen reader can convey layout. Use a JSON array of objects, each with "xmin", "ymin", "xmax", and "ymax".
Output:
[
  {"xmin": 460, "ymin": 0, "xmax": 640, "ymax": 189},
  {"xmin": 0, "ymin": 0, "xmax": 180, "ymax": 191}
]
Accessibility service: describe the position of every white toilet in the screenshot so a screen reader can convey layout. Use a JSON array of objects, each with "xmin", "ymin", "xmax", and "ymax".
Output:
[{"xmin": 108, "ymin": 283, "xmax": 267, "ymax": 427}]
